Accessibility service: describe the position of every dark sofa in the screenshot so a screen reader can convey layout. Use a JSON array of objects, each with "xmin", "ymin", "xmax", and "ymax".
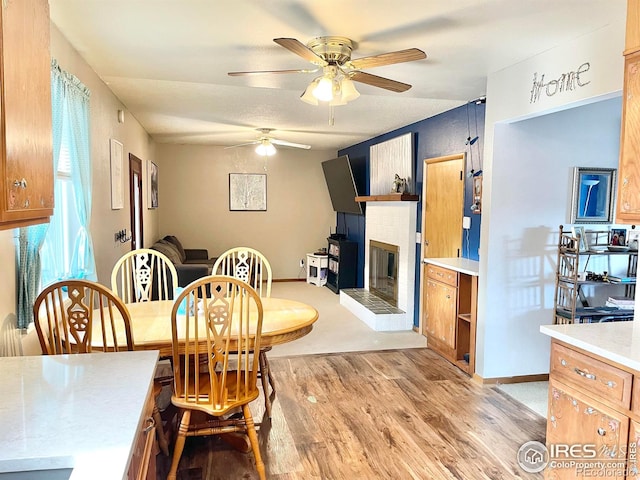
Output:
[{"xmin": 151, "ymin": 235, "xmax": 217, "ymax": 287}]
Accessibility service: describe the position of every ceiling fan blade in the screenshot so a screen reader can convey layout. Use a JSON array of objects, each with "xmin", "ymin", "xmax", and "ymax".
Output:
[
  {"xmin": 228, "ymin": 68, "xmax": 318, "ymax": 76},
  {"xmin": 348, "ymin": 48, "xmax": 426, "ymax": 70},
  {"xmin": 224, "ymin": 140, "xmax": 261, "ymax": 149},
  {"xmin": 350, "ymin": 71, "xmax": 412, "ymax": 93},
  {"xmin": 270, "ymin": 139, "xmax": 311, "ymax": 149},
  {"xmin": 274, "ymin": 38, "xmax": 327, "ymax": 66}
]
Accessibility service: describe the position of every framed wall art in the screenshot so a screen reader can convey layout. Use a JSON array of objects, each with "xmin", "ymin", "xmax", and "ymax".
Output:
[
  {"xmin": 149, "ymin": 161, "xmax": 159, "ymax": 209},
  {"xmin": 110, "ymin": 138, "xmax": 124, "ymax": 209},
  {"xmin": 569, "ymin": 167, "xmax": 616, "ymax": 224},
  {"xmin": 229, "ymin": 173, "xmax": 267, "ymax": 211}
]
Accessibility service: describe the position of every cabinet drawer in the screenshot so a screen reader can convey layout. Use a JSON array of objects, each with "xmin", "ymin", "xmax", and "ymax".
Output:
[
  {"xmin": 551, "ymin": 343, "xmax": 632, "ymax": 409},
  {"xmin": 426, "ymin": 264, "xmax": 458, "ymax": 287},
  {"xmin": 633, "ymin": 378, "xmax": 640, "ymax": 417},
  {"xmin": 307, "ymin": 255, "xmax": 326, "ymax": 268}
]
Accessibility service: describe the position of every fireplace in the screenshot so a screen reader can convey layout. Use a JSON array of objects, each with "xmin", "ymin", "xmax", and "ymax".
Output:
[{"xmin": 369, "ymin": 240, "xmax": 399, "ymax": 306}]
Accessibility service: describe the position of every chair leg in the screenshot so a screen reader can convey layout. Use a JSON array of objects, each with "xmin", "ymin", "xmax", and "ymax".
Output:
[
  {"xmin": 259, "ymin": 350, "xmax": 272, "ymax": 418},
  {"xmin": 167, "ymin": 409, "xmax": 191, "ymax": 480},
  {"xmin": 243, "ymin": 404, "xmax": 266, "ymax": 480},
  {"xmin": 153, "ymin": 401, "xmax": 170, "ymax": 456}
]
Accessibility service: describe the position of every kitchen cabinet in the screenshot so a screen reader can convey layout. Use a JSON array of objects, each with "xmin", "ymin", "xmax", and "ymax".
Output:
[
  {"xmin": 617, "ymin": 0, "xmax": 640, "ymax": 224},
  {"xmin": 0, "ymin": 0, "xmax": 54, "ymax": 230},
  {"xmin": 127, "ymin": 383, "xmax": 158, "ymax": 480},
  {"xmin": 422, "ymin": 259, "xmax": 478, "ymax": 375},
  {"xmin": 542, "ymin": 335, "xmax": 640, "ymax": 479}
]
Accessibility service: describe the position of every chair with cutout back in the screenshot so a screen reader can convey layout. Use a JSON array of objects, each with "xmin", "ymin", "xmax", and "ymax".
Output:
[
  {"xmin": 167, "ymin": 275, "xmax": 266, "ymax": 480},
  {"xmin": 212, "ymin": 247, "xmax": 275, "ymax": 417},
  {"xmin": 111, "ymin": 248, "xmax": 178, "ymax": 303},
  {"xmin": 34, "ymin": 279, "xmax": 134, "ymax": 354}
]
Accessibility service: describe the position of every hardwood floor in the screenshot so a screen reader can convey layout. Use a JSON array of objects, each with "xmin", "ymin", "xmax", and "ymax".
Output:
[{"xmin": 157, "ymin": 348, "xmax": 545, "ymax": 479}]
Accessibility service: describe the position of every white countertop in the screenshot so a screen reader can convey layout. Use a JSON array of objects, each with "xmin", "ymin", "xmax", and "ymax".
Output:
[
  {"xmin": 540, "ymin": 321, "xmax": 640, "ymax": 371},
  {"xmin": 0, "ymin": 350, "xmax": 159, "ymax": 479},
  {"xmin": 423, "ymin": 257, "xmax": 480, "ymax": 276}
]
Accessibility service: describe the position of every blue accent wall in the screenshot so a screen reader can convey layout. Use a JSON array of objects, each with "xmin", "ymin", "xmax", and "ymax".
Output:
[{"xmin": 336, "ymin": 102, "xmax": 485, "ymax": 327}]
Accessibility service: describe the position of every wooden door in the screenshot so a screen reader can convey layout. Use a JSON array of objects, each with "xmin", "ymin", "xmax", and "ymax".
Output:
[
  {"xmin": 129, "ymin": 154, "xmax": 144, "ymax": 250},
  {"xmin": 421, "ymin": 153, "xmax": 465, "ymax": 258},
  {"xmin": 419, "ymin": 153, "xmax": 465, "ymax": 336}
]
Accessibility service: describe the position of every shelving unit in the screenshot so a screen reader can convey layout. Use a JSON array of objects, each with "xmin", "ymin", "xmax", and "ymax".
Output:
[
  {"xmin": 326, "ymin": 237, "xmax": 358, "ymax": 294},
  {"xmin": 553, "ymin": 225, "xmax": 637, "ymax": 324}
]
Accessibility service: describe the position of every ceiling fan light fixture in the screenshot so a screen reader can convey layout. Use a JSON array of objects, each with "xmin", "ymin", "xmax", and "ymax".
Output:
[
  {"xmin": 340, "ymin": 77, "xmax": 360, "ymax": 102},
  {"xmin": 313, "ymin": 75, "xmax": 335, "ymax": 102},
  {"xmin": 300, "ymin": 78, "xmax": 320, "ymax": 105},
  {"xmin": 255, "ymin": 139, "xmax": 277, "ymax": 156}
]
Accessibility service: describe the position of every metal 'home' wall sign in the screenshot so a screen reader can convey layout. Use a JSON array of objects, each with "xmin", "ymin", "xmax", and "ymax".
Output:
[{"xmin": 529, "ymin": 62, "xmax": 591, "ymax": 104}]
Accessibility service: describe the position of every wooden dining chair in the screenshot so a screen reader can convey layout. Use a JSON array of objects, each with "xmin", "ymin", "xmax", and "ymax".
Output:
[
  {"xmin": 111, "ymin": 248, "xmax": 178, "ymax": 303},
  {"xmin": 212, "ymin": 247, "xmax": 276, "ymax": 417},
  {"xmin": 33, "ymin": 279, "xmax": 170, "ymax": 456},
  {"xmin": 168, "ymin": 276, "xmax": 266, "ymax": 480},
  {"xmin": 34, "ymin": 279, "xmax": 134, "ymax": 354}
]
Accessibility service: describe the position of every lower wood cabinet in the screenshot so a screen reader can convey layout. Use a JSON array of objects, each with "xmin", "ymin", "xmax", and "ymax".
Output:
[
  {"xmin": 128, "ymin": 384, "xmax": 158, "ymax": 480},
  {"xmin": 422, "ymin": 262, "xmax": 477, "ymax": 375},
  {"xmin": 546, "ymin": 340, "xmax": 640, "ymax": 479}
]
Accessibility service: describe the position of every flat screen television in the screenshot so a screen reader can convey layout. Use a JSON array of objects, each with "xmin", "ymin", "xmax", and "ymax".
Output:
[{"xmin": 322, "ymin": 155, "xmax": 363, "ymax": 215}]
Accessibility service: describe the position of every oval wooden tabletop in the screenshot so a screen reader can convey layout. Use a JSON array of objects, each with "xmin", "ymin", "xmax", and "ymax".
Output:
[{"xmin": 124, "ymin": 297, "xmax": 319, "ymax": 357}]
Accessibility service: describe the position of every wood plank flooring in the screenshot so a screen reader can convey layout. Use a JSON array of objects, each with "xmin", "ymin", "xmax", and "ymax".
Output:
[{"xmin": 156, "ymin": 348, "xmax": 546, "ymax": 479}]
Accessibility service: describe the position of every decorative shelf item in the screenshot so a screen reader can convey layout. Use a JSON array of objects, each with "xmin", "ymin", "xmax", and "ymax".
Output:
[{"xmin": 354, "ymin": 194, "xmax": 419, "ymax": 202}]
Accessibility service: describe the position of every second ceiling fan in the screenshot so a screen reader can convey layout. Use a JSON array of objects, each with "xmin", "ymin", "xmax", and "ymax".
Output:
[
  {"xmin": 228, "ymin": 36, "xmax": 426, "ymax": 105},
  {"xmin": 225, "ymin": 128, "xmax": 311, "ymax": 156}
]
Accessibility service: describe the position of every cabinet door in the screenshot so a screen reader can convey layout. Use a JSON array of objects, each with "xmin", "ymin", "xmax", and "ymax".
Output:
[
  {"xmin": 546, "ymin": 379, "xmax": 629, "ymax": 480},
  {"xmin": 0, "ymin": 0, "xmax": 53, "ymax": 228},
  {"xmin": 617, "ymin": 50, "xmax": 640, "ymax": 224},
  {"xmin": 426, "ymin": 279, "xmax": 456, "ymax": 349}
]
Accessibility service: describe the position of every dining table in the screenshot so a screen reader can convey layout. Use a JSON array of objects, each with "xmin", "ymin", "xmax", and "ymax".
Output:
[{"xmin": 121, "ymin": 296, "xmax": 319, "ymax": 357}]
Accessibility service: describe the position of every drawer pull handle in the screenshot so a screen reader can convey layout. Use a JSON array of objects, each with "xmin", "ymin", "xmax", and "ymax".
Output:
[
  {"xmin": 574, "ymin": 368, "xmax": 596, "ymax": 380},
  {"xmin": 585, "ymin": 407, "xmax": 595, "ymax": 414},
  {"xmin": 143, "ymin": 416, "xmax": 155, "ymax": 433},
  {"xmin": 597, "ymin": 428, "xmax": 606, "ymax": 436},
  {"xmin": 560, "ymin": 359, "xmax": 567, "ymax": 366},
  {"xmin": 13, "ymin": 178, "xmax": 27, "ymax": 189},
  {"xmin": 606, "ymin": 381, "xmax": 616, "ymax": 388}
]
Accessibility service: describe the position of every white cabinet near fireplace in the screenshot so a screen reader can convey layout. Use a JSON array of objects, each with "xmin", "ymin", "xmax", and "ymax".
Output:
[
  {"xmin": 306, "ymin": 253, "xmax": 328, "ymax": 287},
  {"xmin": 422, "ymin": 258, "xmax": 479, "ymax": 375}
]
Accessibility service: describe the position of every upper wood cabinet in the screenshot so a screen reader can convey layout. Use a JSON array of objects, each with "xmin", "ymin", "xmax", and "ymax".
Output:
[
  {"xmin": 627, "ymin": 0, "xmax": 640, "ymax": 54},
  {"xmin": 0, "ymin": 0, "xmax": 53, "ymax": 230}
]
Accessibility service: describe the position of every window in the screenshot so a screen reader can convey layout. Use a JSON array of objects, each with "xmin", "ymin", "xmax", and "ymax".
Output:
[{"xmin": 40, "ymin": 141, "xmax": 82, "ymax": 287}]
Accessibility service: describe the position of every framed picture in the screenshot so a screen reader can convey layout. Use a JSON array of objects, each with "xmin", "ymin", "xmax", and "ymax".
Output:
[
  {"xmin": 569, "ymin": 167, "xmax": 616, "ymax": 224},
  {"xmin": 229, "ymin": 173, "xmax": 267, "ymax": 211},
  {"xmin": 610, "ymin": 228, "xmax": 627, "ymax": 246},
  {"xmin": 571, "ymin": 226, "xmax": 588, "ymax": 251},
  {"xmin": 628, "ymin": 228, "xmax": 640, "ymax": 251},
  {"xmin": 110, "ymin": 139, "xmax": 124, "ymax": 209},
  {"xmin": 149, "ymin": 161, "xmax": 158, "ymax": 209}
]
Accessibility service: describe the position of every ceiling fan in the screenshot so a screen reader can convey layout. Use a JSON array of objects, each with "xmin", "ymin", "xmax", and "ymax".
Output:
[
  {"xmin": 228, "ymin": 36, "xmax": 426, "ymax": 104},
  {"xmin": 224, "ymin": 128, "xmax": 311, "ymax": 156}
]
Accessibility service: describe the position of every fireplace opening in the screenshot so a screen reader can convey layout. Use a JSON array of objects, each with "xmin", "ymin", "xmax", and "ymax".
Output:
[{"xmin": 369, "ymin": 240, "xmax": 399, "ymax": 306}]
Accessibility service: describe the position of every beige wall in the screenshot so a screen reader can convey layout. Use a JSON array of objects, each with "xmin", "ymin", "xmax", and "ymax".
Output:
[
  {"xmin": 0, "ymin": 22, "xmax": 157, "ymax": 347},
  {"xmin": 49, "ymin": 23, "xmax": 159, "ymax": 285},
  {"xmin": 155, "ymin": 144, "xmax": 336, "ymax": 279}
]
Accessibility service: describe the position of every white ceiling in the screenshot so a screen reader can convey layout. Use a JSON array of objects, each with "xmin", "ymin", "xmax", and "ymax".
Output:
[{"xmin": 49, "ymin": 0, "xmax": 626, "ymax": 152}]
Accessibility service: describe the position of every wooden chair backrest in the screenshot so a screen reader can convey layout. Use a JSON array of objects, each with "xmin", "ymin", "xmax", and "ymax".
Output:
[
  {"xmin": 212, "ymin": 247, "xmax": 272, "ymax": 298},
  {"xmin": 34, "ymin": 279, "xmax": 134, "ymax": 354},
  {"xmin": 111, "ymin": 248, "xmax": 178, "ymax": 303},
  {"xmin": 171, "ymin": 276, "xmax": 263, "ymax": 414}
]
